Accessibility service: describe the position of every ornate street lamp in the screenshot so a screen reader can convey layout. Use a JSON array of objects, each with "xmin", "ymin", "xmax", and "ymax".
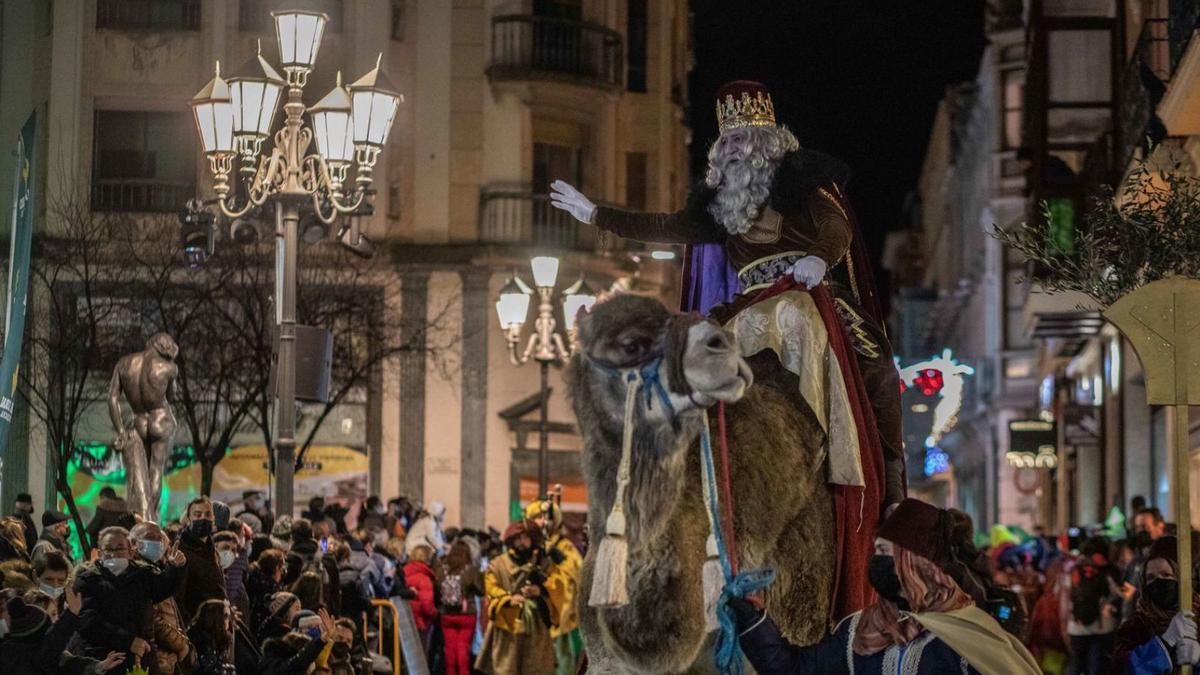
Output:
[
  {"xmin": 187, "ymin": 9, "xmax": 402, "ymax": 516},
  {"xmin": 496, "ymin": 257, "xmax": 598, "ymax": 496}
]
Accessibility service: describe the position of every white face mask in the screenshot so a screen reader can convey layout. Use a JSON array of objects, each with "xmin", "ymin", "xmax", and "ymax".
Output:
[
  {"xmin": 101, "ymin": 557, "xmax": 130, "ymax": 575},
  {"xmin": 219, "ymin": 549, "xmax": 236, "ymax": 570},
  {"xmin": 39, "ymin": 582, "xmax": 64, "ymax": 599}
]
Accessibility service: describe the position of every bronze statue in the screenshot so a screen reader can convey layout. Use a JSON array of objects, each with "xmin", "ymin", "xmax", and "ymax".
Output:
[{"xmin": 108, "ymin": 333, "xmax": 179, "ymax": 521}]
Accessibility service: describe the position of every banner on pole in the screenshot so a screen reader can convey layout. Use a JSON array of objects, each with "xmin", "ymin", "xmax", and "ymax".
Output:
[{"xmin": 0, "ymin": 113, "xmax": 37, "ymax": 477}]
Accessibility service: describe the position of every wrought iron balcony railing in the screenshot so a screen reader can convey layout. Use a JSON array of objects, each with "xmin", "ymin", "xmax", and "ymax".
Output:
[
  {"xmin": 487, "ymin": 15, "xmax": 623, "ymax": 89},
  {"xmin": 479, "ymin": 190, "xmax": 624, "ymax": 252},
  {"xmin": 92, "ymin": 179, "xmax": 195, "ymax": 213},
  {"xmin": 96, "ymin": 0, "xmax": 201, "ymax": 31}
]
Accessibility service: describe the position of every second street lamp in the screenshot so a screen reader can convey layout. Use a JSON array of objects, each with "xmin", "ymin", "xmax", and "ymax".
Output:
[
  {"xmin": 187, "ymin": 8, "xmax": 401, "ymax": 516},
  {"xmin": 496, "ymin": 257, "xmax": 598, "ymax": 497}
]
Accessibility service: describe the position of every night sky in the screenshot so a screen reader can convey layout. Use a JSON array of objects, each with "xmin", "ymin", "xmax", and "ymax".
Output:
[{"xmin": 688, "ymin": 0, "xmax": 987, "ymax": 297}]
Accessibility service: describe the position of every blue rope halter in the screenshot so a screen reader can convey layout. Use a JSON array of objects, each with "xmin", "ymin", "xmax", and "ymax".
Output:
[{"xmin": 700, "ymin": 419, "xmax": 776, "ymax": 675}]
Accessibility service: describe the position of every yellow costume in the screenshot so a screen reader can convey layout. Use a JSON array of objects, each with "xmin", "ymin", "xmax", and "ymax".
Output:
[{"xmin": 525, "ymin": 500, "xmax": 583, "ymax": 675}]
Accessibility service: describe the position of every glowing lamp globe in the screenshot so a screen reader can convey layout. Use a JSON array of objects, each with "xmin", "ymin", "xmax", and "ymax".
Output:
[
  {"xmin": 309, "ymin": 73, "xmax": 356, "ymax": 165},
  {"xmin": 530, "ymin": 256, "xmax": 560, "ymax": 289},
  {"xmin": 272, "ymin": 10, "xmax": 327, "ymax": 72},
  {"xmin": 190, "ymin": 62, "xmax": 235, "ymax": 155},
  {"xmin": 227, "ymin": 44, "xmax": 284, "ymax": 153},
  {"xmin": 562, "ymin": 276, "xmax": 598, "ymax": 332},
  {"xmin": 496, "ymin": 276, "xmax": 533, "ymax": 330},
  {"xmin": 348, "ymin": 55, "xmax": 403, "ymax": 150}
]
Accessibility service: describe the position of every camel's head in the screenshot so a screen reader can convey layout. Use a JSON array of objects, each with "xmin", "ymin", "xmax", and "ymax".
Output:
[{"xmin": 573, "ymin": 294, "xmax": 752, "ymax": 420}]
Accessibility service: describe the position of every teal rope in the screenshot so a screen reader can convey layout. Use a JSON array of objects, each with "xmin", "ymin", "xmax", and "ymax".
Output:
[{"xmin": 700, "ymin": 421, "xmax": 776, "ymax": 674}]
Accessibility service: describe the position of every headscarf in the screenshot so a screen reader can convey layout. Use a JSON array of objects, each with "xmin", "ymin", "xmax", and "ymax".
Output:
[
  {"xmin": 852, "ymin": 544, "xmax": 973, "ymax": 655},
  {"xmin": 1108, "ymin": 535, "xmax": 1200, "ymax": 673}
]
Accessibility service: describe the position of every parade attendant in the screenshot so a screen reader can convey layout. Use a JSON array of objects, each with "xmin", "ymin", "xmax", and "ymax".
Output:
[
  {"xmin": 85, "ymin": 486, "xmax": 132, "ymax": 548},
  {"xmin": 476, "ymin": 519, "xmax": 558, "ymax": 675},
  {"xmin": 525, "ymin": 498, "xmax": 583, "ymax": 675},
  {"xmin": 729, "ymin": 499, "xmax": 1039, "ymax": 674},
  {"xmin": 0, "ymin": 591, "xmax": 125, "ymax": 674},
  {"xmin": 1109, "ymin": 535, "xmax": 1200, "ymax": 674}
]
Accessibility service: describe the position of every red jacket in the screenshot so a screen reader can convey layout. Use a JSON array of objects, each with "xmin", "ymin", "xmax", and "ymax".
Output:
[{"xmin": 404, "ymin": 560, "xmax": 438, "ymax": 632}]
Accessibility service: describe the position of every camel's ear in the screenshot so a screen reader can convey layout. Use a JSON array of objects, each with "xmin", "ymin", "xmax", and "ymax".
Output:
[{"xmin": 575, "ymin": 304, "xmax": 596, "ymax": 348}]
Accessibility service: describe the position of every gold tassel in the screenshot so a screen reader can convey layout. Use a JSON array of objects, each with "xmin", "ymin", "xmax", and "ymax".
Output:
[{"xmin": 589, "ymin": 372, "xmax": 640, "ymax": 609}]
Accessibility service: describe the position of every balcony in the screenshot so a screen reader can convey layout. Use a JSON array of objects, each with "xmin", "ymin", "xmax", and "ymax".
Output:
[
  {"xmin": 487, "ymin": 15, "xmax": 623, "ymax": 90},
  {"xmin": 92, "ymin": 179, "xmax": 194, "ymax": 213},
  {"xmin": 479, "ymin": 191, "xmax": 620, "ymax": 253},
  {"xmin": 96, "ymin": 0, "xmax": 200, "ymax": 31}
]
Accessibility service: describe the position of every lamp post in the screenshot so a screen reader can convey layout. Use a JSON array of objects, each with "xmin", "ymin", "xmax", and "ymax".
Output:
[
  {"xmin": 495, "ymin": 257, "xmax": 598, "ymax": 497},
  {"xmin": 188, "ymin": 10, "xmax": 402, "ymax": 516}
]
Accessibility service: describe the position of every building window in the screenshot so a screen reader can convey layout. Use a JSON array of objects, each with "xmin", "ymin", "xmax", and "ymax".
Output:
[
  {"xmin": 1000, "ymin": 67, "xmax": 1024, "ymax": 151},
  {"xmin": 96, "ymin": 0, "xmax": 200, "ymax": 31},
  {"xmin": 625, "ymin": 152, "xmax": 647, "ymax": 210},
  {"xmin": 533, "ymin": 143, "xmax": 582, "ymax": 195},
  {"xmin": 390, "ymin": 0, "xmax": 405, "ymax": 41},
  {"xmin": 239, "ymin": 0, "xmax": 343, "ymax": 33},
  {"xmin": 92, "ymin": 111, "xmax": 195, "ymax": 213},
  {"xmin": 627, "ymin": 0, "xmax": 648, "ymax": 92}
]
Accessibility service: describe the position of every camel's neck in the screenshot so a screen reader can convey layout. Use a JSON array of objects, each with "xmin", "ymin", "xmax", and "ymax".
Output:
[{"xmin": 577, "ymin": 375, "xmax": 703, "ymax": 573}]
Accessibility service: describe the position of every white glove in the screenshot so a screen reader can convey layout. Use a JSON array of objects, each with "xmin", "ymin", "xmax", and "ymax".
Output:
[
  {"xmin": 1163, "ymin": 611, "xmax": 1197, "ymax": 646},
  {"xmin": 549, "ymin": 180, "xmax": 597, "ymax": 224},
  {"xmin": 790, "ymin": 255, "xmax": 828, "ymax": 288},
  {"xmin": 1177, "ymin": 637, "xmax": 1200, "ymax": 666}
]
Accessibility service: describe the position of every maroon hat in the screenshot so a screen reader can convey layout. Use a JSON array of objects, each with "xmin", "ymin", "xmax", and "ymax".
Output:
[
  {"xmin": 502, "ymin": 519, "xmax": 543, "ymax": 548},
  {"xmin": 876, "ymin": 498, "xmax": 951, "ymax": 563},
  {"xmin": 715, "ymin": 80, "xmax": 777, "ymax": 133}
]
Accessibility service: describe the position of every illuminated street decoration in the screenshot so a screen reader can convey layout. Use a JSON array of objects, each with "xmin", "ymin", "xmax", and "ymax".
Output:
[{"xmin": 898, "ymin": 348, "xmax": 976, "ymax": 450}]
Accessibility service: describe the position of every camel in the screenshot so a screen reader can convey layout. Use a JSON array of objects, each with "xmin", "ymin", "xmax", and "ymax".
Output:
[{"xmin": 566, "ymin": 293, "xmax": 837, "ymax": 674}]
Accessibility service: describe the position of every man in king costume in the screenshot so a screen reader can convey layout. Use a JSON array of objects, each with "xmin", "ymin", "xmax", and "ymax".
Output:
[{"xmin": 551, "ymin": 80, "xmax": 905, "ymax": 624}]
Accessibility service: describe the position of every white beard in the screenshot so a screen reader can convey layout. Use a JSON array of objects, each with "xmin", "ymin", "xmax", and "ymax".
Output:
[{"xmin": 705, "ymin": 153, "xmax": 778, "ymax": 235}]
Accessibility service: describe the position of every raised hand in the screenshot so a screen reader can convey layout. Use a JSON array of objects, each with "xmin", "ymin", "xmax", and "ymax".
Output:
[
  {"xmin": 165, "ymin": 539, "xmax": 186, "ymax": 567},
  {"xmin": 549, "ymin": 180, "xmax": 597, "ymax": 224},
  {"xmin": 66, "ymin": 584, "xmax": 83, "ymax": 615},
  {"xmin": 317, "ymin": 607, "xmax": 335, "ymax": 636}
]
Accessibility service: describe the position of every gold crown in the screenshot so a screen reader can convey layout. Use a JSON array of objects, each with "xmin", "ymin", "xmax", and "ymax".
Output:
[{"xmin": 716, "ymin": 91, "xmax": 776, "ymax": 133}]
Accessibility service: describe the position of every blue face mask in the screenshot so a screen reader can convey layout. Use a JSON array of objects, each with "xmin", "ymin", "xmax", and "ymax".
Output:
[{"xmin": 139, "ymin": 539, "xmax": 164, "ymax": 562}]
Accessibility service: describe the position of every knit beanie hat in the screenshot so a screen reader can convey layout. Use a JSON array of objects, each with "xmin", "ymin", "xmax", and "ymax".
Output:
[{"xmin": 5, "ymin": 597, "xmax": 49, "ymax": 638}]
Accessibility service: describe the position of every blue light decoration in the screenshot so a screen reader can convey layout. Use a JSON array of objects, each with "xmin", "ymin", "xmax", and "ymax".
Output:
[{"xmin": 924, "ymin": 446, "xmax": 950, "ymax": 477}]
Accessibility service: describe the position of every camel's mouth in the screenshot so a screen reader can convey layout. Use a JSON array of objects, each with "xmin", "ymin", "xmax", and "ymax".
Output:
[{"xmin": 681, "ymin": 322, "xmax": 753, "ymax": 405}]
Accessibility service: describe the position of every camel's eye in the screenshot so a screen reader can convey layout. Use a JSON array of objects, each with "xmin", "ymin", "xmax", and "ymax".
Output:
[{"xmin": 620, "ymin": 337, "xmax": 648, "ymax": 356}]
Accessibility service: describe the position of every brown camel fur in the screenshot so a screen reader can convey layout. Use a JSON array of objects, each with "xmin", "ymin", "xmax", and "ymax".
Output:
[{"xmin": 567, "ymin": 294, "xmax": 835, "ymax": 674}]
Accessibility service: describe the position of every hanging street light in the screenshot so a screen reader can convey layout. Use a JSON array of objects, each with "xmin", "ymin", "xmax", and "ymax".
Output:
[{"xmin": 186, "ymin": 8, "xmax": 402, "ymax": 517}]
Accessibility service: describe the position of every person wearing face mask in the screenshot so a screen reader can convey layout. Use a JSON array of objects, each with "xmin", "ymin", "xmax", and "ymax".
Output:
[
  {"xmin": 176, "ymin": 495, "xmax": 229, "ymax": 619},
  {"xmin": 130, "ymin": 521, "xmax": 196, "ymax": 675},
  {"xmin": 11, "ymin": 493, "xmax": 37, "ymax": 552},
  {"xmin": 475, "ymin": 519, "xmax": 557, "ymax": 675},
  {"xmin": 32, "ymin": 549, "xmax": 70, "ymax": 604},
  {"xmin": 1109, "ymin": 535, "xmax": 1200, "ymax": 674},
  {"xmin": 213, "ymin": 530, "xmax": 250, "ymax": 618},
  {"xmin": 727, "ymin": 499, "xmax": 1040, "ymax": 674},
  {"xmin": 31, "ymin": 509, "xmax": 74, "ymax": 562},
  {"xmin": 73, "ymin": 525, "xmax": 187, "ymax": 672}
]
